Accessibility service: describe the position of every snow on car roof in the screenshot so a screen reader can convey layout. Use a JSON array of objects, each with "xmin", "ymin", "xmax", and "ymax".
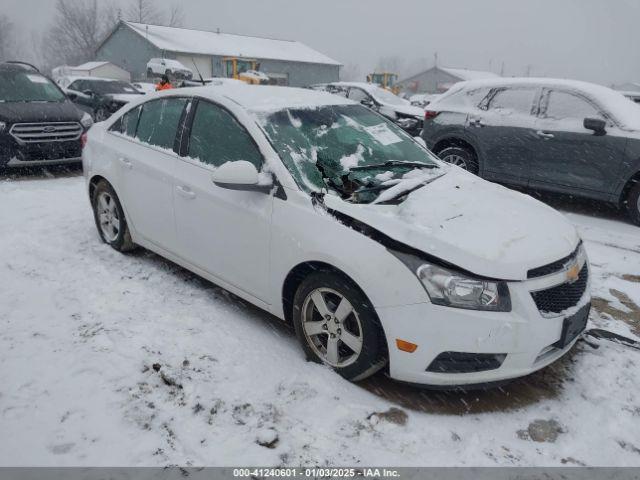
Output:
[
  {"xmin": 125, "ymin": 22, "xmax": 342, "ymax": 66},
  {"xmin": 444, "ymin": 77, "xmax": 640, "ymax": 131},
  {"xmin": 172, "ymin": 84, "xmax": 354, "ymax": 112},
  {"xmin": 328, "ymin": 81, "xmax": 384, "ymax": 93}
]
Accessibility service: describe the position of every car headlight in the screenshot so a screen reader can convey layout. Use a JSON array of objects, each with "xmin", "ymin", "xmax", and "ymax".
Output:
[
  {"xmin": 80, "ymin": 112, "xmax": 93, "ymax": 129},
  {"xmin": 392, "ymin": 251, "xmax": 511, "ymax": 311}
]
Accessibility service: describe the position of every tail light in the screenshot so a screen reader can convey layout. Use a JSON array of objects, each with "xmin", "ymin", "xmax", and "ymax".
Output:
[
  {"xmin": 80, "ymin": 132, "xmax": 88, "ymax": 149},
  {"xmin": 425, "ymin": 110, "xmax": 440, "ymax": 120}
]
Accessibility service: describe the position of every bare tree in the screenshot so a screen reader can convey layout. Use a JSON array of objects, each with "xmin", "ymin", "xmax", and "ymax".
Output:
[
  {"xmin": 40, "ymin": 0, "xmax": 119, "ymax": 69},
  {"xmin": 126, "ymin": 0, "xmax": 164, "ymax": 25},
  {"xmin": 168, "ymin": 3, "xmax": 185, "ymax": 27},
  {"xmin": 0, "ymin": 15, "xmax": 15, "ymax": 62}
]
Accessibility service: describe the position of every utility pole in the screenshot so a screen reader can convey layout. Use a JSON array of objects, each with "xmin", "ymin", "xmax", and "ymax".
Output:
[{"xmin": 500, "ymin": 61, "xmax": 505, "ymax": 77}]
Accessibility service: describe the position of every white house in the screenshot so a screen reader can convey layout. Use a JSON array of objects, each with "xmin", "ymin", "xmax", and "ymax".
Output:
[{"xmin": 53, "ymin": 61, "xmax": 132, "ymax": 82}]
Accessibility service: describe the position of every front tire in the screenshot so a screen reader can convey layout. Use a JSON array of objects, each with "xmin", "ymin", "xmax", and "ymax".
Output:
[
  {"xmin": 91, "ymin": 180, "xmax": 136, "ymax": 252},
  {"xmin": 624, "ymin": 181, "xmax": 640, "ymax": 226},
  {"xmin": 437, "ymin": 146, "xmax": 479, "ymax": 174},
  {"xmin": 292, "ymin": 272, "xmax": 386, "ymax": 381}
]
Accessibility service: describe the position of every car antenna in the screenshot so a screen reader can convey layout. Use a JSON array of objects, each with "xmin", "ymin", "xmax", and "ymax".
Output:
[{"xmin": 191, "ymin": 57, "xmax": 205, "ymax": 85}]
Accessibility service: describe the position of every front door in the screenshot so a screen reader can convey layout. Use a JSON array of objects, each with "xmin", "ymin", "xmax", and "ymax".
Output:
[
  {"xmin": 173, "ymin": 99, "xmax": 273, "ymax": 302},
  {"xmin": 529, "ymin": 88, "xmax": 627, "ymax": 195}
]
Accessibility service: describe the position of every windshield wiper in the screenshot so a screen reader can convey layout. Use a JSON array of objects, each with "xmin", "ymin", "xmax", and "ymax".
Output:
[{"xmin": 349, "ymin": 161, "xmax": 437, "ymax": 171}]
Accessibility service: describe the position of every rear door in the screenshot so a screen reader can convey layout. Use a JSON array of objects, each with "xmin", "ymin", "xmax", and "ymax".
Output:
[
  {"xmin": 173, "ymin": 98, "xmax": 273, "ymax": 302},
  {"xmin": 468, "ymin": 86, "xmax": 541, "ymax": 185},
  {"xmin": 530, "ymin": 88, "xmax": 627, "ymax": 195},
  {"xmin": 111, "ymin": 97, "xmax": 188, "ymax": 252}
]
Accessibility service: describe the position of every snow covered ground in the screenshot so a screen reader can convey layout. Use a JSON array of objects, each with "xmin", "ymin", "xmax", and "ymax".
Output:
[{"xmin": 0, "ymin": 170, "xmax": 639, "ymax": 467}]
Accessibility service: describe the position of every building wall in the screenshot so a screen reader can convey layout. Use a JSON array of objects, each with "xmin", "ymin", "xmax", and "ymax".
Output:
[
  {"xmin": 91, "ymin": 64, "xmax": 131, "ymax": 82},
  {"xmin": 210, "ymin": 56, "xmax": 339, "ymax": 87},
  {"xmin": 96, "ymin": 24, "xmax": 162, "ymax": 81},
  {"xmin": 98, "ymin": 24, "xmax": 340, "ymax": 86},
  {"xmin": 175, "ymin": 54, "xmax": 213, "ymax": 78},
  {"xmin": 397, "ymin": 68, "xmax": 462, "ymax": 94}
]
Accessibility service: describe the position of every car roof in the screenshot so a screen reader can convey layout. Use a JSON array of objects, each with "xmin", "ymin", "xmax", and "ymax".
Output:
[
  {"xmin": 327, "ymin": 81, "xmax": 382, "ymax": 93},
  {"xmin": 442, "ymin": 77, "xmax": 640, "ymax": 131},
  {"xmin": 62, "ymin": 76, "xmax": 126, "ymax": 83},
  {"xmin": 172, "ymin": 84, "xmax": 355, "ymax": 112}
]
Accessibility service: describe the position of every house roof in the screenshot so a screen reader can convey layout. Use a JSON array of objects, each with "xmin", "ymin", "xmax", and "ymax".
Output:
[
  {"xmin": 74, "ymin": 61, "xmax": 111, "ymax": 71},
  {"xmin": 438, "ymin": 67, "xmax": 499, "ymax": 81},
  {"xmin": 121, "ymin": 21, "xmax": 341, "ymax": 66}
]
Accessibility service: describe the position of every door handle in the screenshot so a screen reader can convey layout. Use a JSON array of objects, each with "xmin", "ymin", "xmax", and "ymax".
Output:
[
  {"xmin": 176, "ymin": 185, "xmax": 196, "ymax": 199},
  {"xmin": 118, "ymin": 157, "xmax": 133, "ymax": 169},
  {"xmin": 469, "ymin": 118, "xmax": 484, "ymax": 127},
  {"xmin": 536, "ymin": 130, "xmax": 555, "ymax": 139}
]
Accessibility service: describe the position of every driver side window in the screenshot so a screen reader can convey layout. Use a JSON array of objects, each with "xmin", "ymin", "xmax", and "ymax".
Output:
[
  {"xmin": 187, "ymin": 100, "xmax": 263, "ymax": 169},
  {"xmin": 544, "ymin": 90, "xmax": 603, "ymax": 121}
]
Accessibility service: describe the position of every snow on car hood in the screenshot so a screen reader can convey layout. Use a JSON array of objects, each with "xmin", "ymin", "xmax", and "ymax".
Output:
[
  {"xmin": 388, "ymin": 103, "xmax": 425, "ymax": 118},
  {"xmin": 324, "ymin": 167, "xmax": 579, "ymax": 280}
]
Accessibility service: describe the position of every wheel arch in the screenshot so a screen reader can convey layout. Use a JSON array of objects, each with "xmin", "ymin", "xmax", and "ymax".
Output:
[
  {"xmin": 282, "ymin": 261, "xmax": 361, "ymax": 324},
  {"xmin": 432, "ymin": 137, "xmax": 478, "ymax": 159},
  {"xmin": 619, "ymin": 171, "xmax": 640, "ymax": 207},
  {"xmin": 88, "ymin": 174, "xmax": 108, "ymax": 200}
]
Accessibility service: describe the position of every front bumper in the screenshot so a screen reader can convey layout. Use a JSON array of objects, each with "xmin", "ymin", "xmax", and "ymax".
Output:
[
  {"xmin": 377, "ymin": 267, "xmax": 591, "ymax": 387},
  {"xmin": 1, "ymin": 132, "xmax": 82, "ymax": 167}
]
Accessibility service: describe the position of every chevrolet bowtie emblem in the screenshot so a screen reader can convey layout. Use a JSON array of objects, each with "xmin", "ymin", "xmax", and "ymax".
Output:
[{"xmin": 566, "ymin": 263, "xmax": 580, "ymax": 283}]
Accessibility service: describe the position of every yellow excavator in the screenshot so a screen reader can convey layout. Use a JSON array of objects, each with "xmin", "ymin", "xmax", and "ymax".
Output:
[
  {"xmin": 223, "ymin": 57, "xmax": 269, "ymax": 85},
  {"xmin": 366, "ymin": 72, "xmax": 400, "ymax": 94}
]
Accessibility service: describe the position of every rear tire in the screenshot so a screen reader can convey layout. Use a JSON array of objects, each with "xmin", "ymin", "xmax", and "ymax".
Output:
[
  {"xmin": 437, "ymin": 146, "xmax": 479, "ymax": 174},
  {"xmin": 91, "ymin": 180, "xmax": 136, "ymax": 252},
  {"xmin": 292, "ymin": 271, "xmax": 386, "ymax": 381},
  {"xmin": 624, "ymin": 181, "xmax": 640, "ymax": 226}
]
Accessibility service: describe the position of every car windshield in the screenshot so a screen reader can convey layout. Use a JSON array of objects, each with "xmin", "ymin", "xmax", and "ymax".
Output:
[
  {"xmin": 257, "ymin": 104, "xmax": 443, "ymax": 204},
  {"xmin": 0, "ymin": 70, "xmax": 66, "ymax": 102},
  {"xmin": 370, "ymin": 87, "xmax": 407, "ymax": 106},
  {"xmin": 85, "ymin": 80, "xmax": 140, "ymax": 95}
]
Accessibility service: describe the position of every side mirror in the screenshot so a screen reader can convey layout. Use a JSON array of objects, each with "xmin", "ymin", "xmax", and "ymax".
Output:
[
  {"xmin": 361, "ymin": 98, "xmax": 374, "ymax": 108},
  {"xmin": 211, "ymin": 161, "xmax": 273, "ymax": 192},
  {"xmin": 66, "ymin": 91, "xmax": 78, "ymax": 100},
  {"xmin": 83, "ymin": 90, "xmax": 94, "ymax": 97},
  {"xmin": 584, "ymin": 117, "xmax": 606, "ymax": 135}
]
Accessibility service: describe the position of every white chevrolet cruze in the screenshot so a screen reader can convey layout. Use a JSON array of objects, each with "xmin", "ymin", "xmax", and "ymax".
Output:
[{"xmin": 83, "ymin": 85, "xmax": 591, "ymax": 387}]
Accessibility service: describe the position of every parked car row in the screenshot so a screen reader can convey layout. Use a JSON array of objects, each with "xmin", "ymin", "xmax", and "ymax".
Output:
[
  {"xmin": 0, "ymin": 62, "xmax": 92, "ymax": 169},
  {"xmin": 81, "ymin": 84, "xmax": 592, "ymax": 388},
  {"xmin": 421, "ymin": 78, "xmax": 640, "ymax": 225},
  {"xmin": 309, "ymin": 82, "xmax": 425, "ymax": 136}
]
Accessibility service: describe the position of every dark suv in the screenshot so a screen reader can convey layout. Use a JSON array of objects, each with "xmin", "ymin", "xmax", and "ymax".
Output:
[
  {"xmin": 422, "ymin": 78, "xmax": 640, "ymax": 225},
  {"xmin": 0, "ymin": 62, "xmax": 92, "ymax": 169}
]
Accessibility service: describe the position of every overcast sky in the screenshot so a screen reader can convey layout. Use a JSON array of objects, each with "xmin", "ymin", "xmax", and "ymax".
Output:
[{"xmin": 4, "ymin": 0, "xmax": 639, "ymax": 85}]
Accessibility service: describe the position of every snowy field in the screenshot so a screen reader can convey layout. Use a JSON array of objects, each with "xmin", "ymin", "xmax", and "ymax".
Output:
[{"xmin": 0, "ymin": 168, "xmax": 639, "ymax": 467}]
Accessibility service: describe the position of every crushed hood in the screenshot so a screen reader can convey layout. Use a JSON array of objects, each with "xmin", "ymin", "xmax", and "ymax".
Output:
[{"xmin": 325, "ymin": 167, "xmax": 579, "ymax": 280}]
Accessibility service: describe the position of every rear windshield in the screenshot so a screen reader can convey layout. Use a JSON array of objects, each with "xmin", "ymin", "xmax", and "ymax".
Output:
[{"xmin": 0, "ymin": 71, "xmax": 66, "ymax": 102}]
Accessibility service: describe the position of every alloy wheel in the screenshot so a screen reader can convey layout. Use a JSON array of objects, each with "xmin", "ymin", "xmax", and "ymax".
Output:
[
  {"xmin": 301, "ymin": 287, "xmax": 363, "ymax": 368},
  {"xmin": 442, "ymin": 153, "xmax": 468, "ymax": 169},
  {"xmin": 97, "ymin": 192, "xmax": 120, "ymax": 242}
]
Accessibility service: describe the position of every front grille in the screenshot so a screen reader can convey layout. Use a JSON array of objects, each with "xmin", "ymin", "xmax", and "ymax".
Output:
[
  {"xmin": 10, "ymin": 122, "xmax": 83, "ymax": 144},
  {"xmin": 527, "ymin": 243, "xmax": 581, "ymax": 279},
  {"xmin": 531, "ymin": 265, "xmax": 588, "ymax": 315},
  {"xmin": 426, "ymin": 352, "xmax": 506, "ymax": 373}
]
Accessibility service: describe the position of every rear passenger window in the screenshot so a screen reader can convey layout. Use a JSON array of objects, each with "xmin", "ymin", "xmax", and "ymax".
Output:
[
  {"xmin": 135, "ymin": 98, "xmax": 187, "ymax": 151},
  {"xmin": 187, "ymin": 101, "xmax": 262, "ymax": 168},
  {"xmin": 489, "ymin": 88, "xmax": 537, "ymax": 115},
  {"xmin": 110, "ymin": 106, "xmax": 141, "ymax": 137}
]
